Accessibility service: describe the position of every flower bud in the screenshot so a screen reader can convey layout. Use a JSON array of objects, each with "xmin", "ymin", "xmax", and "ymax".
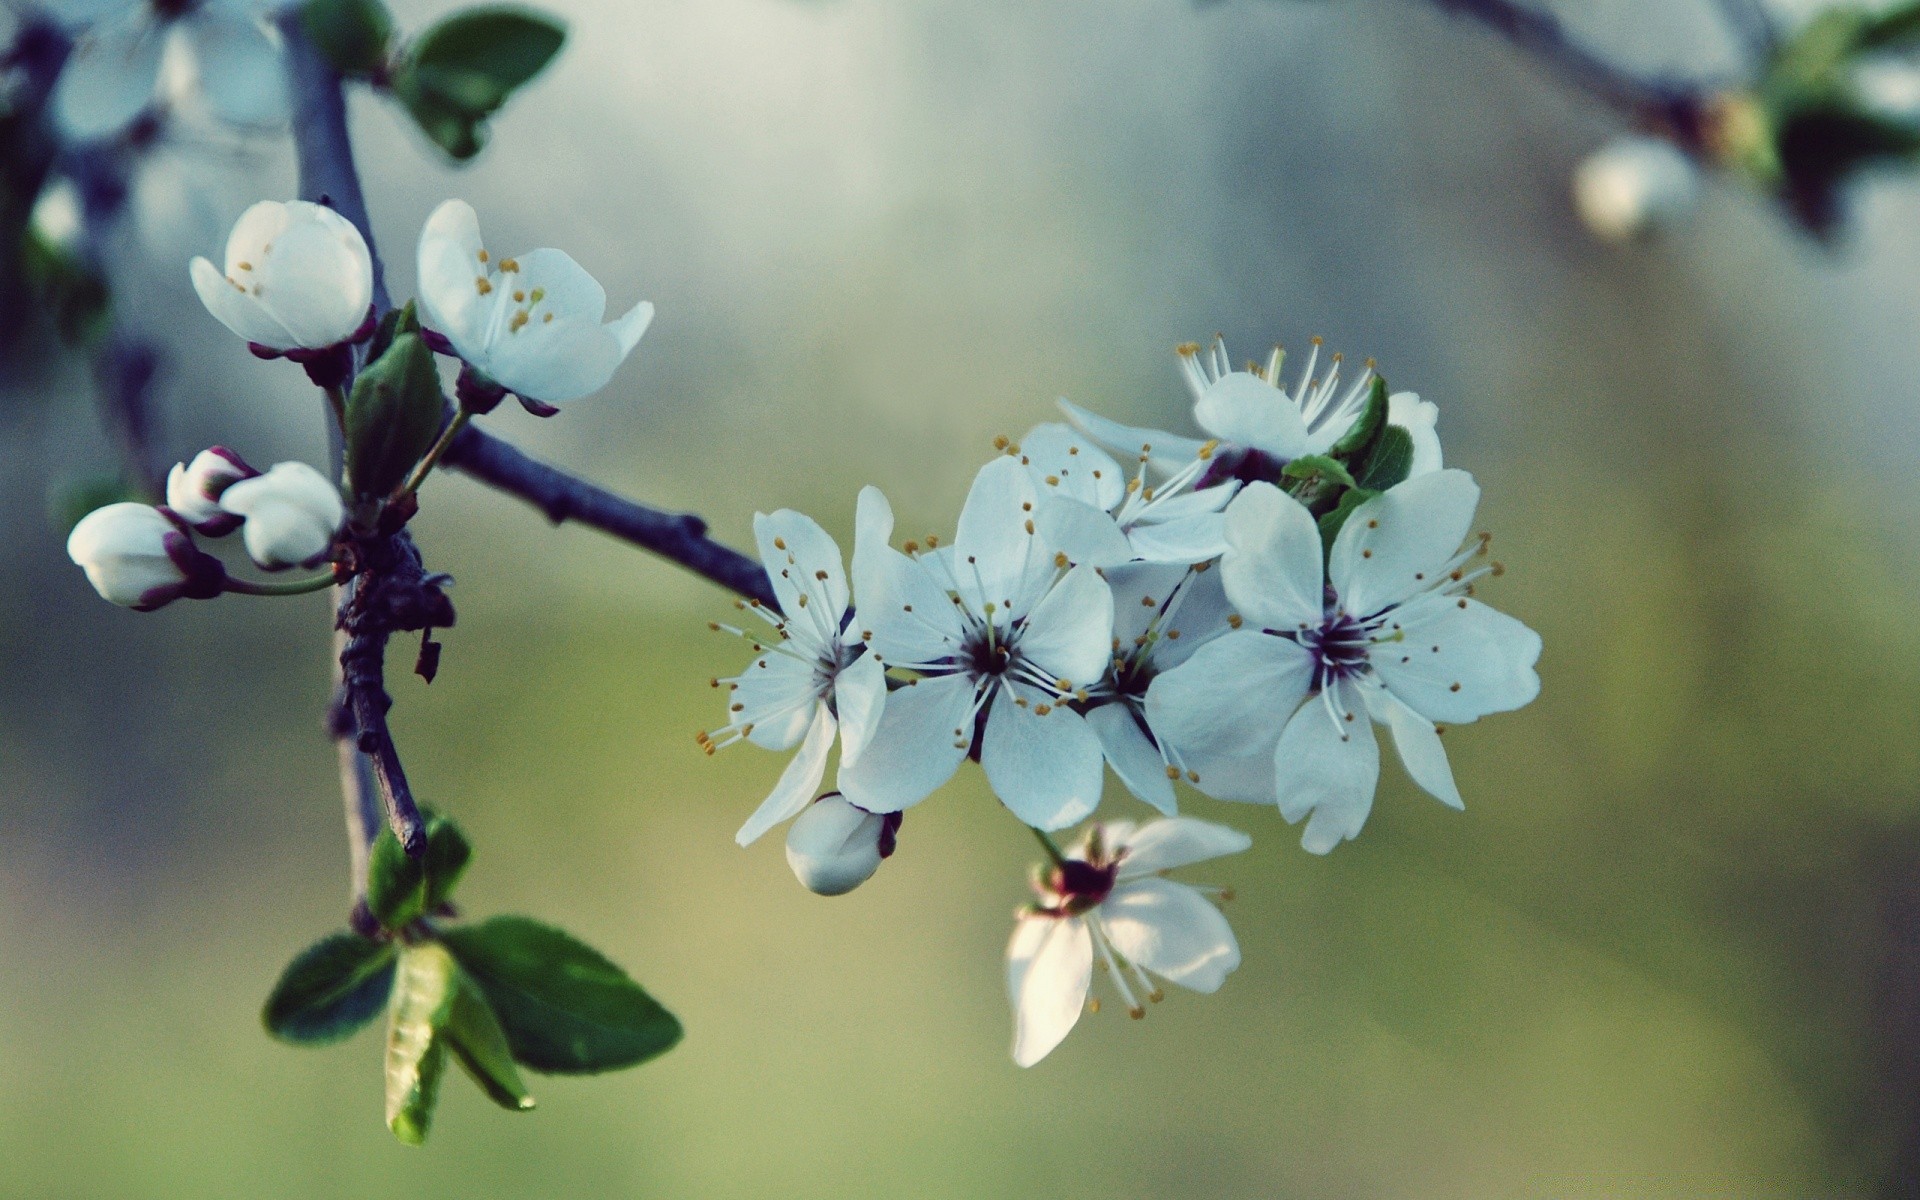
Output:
[
  {"xmin": 66, "ymin": 502, "xmax": 225, "ymax": 610},
  {"xmin": 188, "ymin": 200, "xmax": 375, "ymax": 354},
  {"xmin": 1572, "ymin": 135, "xmax": 1698, "ymax": 243},
  {"xmin": 785, "ymin": 794, "xmax": 899, "ymax": 896},
  {"xmin": 218, "ymin": 462, "xmax": 344, "ymax": 571},
  {"xmin": 165, "ymin": 446, "xmax": 259, "ymax": 535}
]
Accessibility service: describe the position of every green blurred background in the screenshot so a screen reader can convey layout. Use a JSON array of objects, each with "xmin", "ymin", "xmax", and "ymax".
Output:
[{"xmin": 7, "ymin": 0, "xmax": 1920, "ymax": 1194}]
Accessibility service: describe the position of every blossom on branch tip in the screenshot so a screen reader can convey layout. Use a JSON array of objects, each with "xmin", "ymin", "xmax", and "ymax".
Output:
[
  {"xmin": 51, "ymin": 0, "xmax": 288, "ymax": 142},
  {"xmin": 165, "ymin": 445, "xmax": 257, "ymax": 535},
  {"xmin": 785, "ymin": 793, "xmax": 900, "ymax": 896},
  {"xmin": 189, "ymin": 200, "xmax": 374, "ymax": 357},
  {"xmin": 415, "ymin": 199, "xmax": 654, "ymax": 406},
  {"xmin": 217, "ymin": 461, "xmax": 343, "ymax": 570},
  {"xmin": 838, "ymin": 459, "xmax": 1115, "ymax": 830},
  {"xmin": 1145, "ymin": 473, "xmax": 1541, "ymax": 853},
  {"xmin": 705, "ymin": 510, "xmax": 887, "ymax": 848},
  {"xmin": 1008, "ymin": 817, "xmax": 1248, "ymax": 1067},
  {"xmin": 66, "ymin": 501, "xmax": 225, "ymax": 610}
]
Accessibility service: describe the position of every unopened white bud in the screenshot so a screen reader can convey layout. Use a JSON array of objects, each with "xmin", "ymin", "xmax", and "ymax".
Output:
[
  {"xmin": 785, "ymin": 794, "xmax": 896, "ymax": 896},
  {"xmin": 166, "ymin": 446, "xmax": 258, "ymax": 535},
  {"xmin": 1572, "ymin": 135, "xmax": 1698, "ymax": 243},
  {"xmin": 66, "ymin": 503, "xmax": 225, "ymax": 610},
  {"xmin": 218, "ymin": 462, "xmax": 343, "ymax": 571}
]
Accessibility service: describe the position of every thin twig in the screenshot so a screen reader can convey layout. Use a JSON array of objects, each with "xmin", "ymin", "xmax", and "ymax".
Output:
[{"xmin": 339, "ymin": 619, "xmax": 427, "ymax": 856}]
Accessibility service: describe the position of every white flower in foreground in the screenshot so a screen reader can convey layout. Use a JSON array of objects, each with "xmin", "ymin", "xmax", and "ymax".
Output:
[
  {"xmin": 703, "ymin": 510, "xmax": 887, "ymax": 848},
  {"xmin": 415, "ymin": 199, "xmax": 654, "ymax": 406},
  {"xmin": 839, "ymin": 457, "xmax": 1115, "ymax": 830},
  {"xmin": 785, "ymin": 793, "xmax": 900, "ymax": 896},
  {"xmin": 67, "ymin": 501, "xmax": 224, "ymax": 610},
  {"xmin": 165, "ymin": 445, "xmax": 257, "ymax": 535},
  {"xmin": 1063, "ymin": 335, "xmax": 1442, "ymax": 485},
  {"xmin": 189, "ymin": 200, "xmax": 374, "ymax": 352},
  {"xmin": 52, "ymin": 0, "xmax": 287, "ymax": 142},
  {"xmin": 1573, "ymin": 135, "xmax": 1699, "ymax": 243},
  {"xmin": 1015, "ymin": 423, "xmax": 1234, "ymax": 569},
  {"xmin": 217, "ymin": 461, "xmax": 342, "ymax": 570},
  {"xmin": 1146, "ymin": 473, "xmax": 1541, "ymax": 853},
  {"xmin": 1008, "ymin": 817, "xmax": 1248, "ymax": 1067}
]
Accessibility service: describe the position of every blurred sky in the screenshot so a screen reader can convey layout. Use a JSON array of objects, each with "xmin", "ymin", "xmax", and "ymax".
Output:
[{"xmin": 8, "ymin": 0, "xmax": 1920, "ymax": 1196}]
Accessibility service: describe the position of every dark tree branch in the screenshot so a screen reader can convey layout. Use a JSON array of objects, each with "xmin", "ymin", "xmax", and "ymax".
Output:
[
  {"xmin": 93, "ymin": 332, "xmax": 167, "ymax": 498},
  {"xmin": 444, "ymin": 424, "xmax": 777, "ymax": 608}
]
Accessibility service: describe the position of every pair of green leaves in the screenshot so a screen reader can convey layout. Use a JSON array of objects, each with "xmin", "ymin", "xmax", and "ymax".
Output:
[
  {"xmin": 1280, "ymin": 377, "xmax": 1410, "ymax": 550},
  {"xmin": 262, "ymin": 814, "xmax": 683, "ymax": 1144},
  {"xmin": 301, "ymin": 0, "xmax": 567, "ymax": 161},
  {"xmin": 344, "ymin": 302, "xmax": 445, "ymax": 504}
]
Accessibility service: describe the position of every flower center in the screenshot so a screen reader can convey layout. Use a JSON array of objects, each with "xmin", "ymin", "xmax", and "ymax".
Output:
[
  {"xmin": 962, "ymin": 629, "xmax": 1015, "ymax": 679},
  {"xmin": 1299, "ymin": 613, "xmax": 1370, "ymax": 689},
  {"xmin": 1049, "ymin": 858, "xmax": 1117, "ymax": 913}
]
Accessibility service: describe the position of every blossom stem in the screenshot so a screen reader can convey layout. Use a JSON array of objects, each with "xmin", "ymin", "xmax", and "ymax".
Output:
[
  {"xmin": 395, "ymin": 410, "xmax": 471, "ymax": 499},
  {"xmin": 223, "ymin": 574, "xmax": 337, "ymax": 597},
  {"xmin": 1030, "ymin": 827, "xmax": 1069, "ymax": 868}
]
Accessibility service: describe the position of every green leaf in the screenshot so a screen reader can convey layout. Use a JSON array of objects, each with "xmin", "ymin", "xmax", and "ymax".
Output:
[
  {"xmin": 424, "ymin": 815, "xmax": 473, "ymax": 911},
  {"xmin": 300, "ymin": 0, "xmax": 394, "ymax": 78},
  {"xmin": 446, "ymin": 968, "xmax": 535, "ymax": 1111},
  {"xmin": 385, "ymin": 943, "xmax": 457, "ymax": 1145},
  {"xmin": 390, "ymin": 71, "xmax": 486, "ymax": 159},
  {"xmin": 264, "ymin": 932, "xmax": 398, "ymax": 1045},
  {"xmin": 345, "ymin": 331, "xmax": 446, "ymax": 500},
  {"xmin": 1281, "ymin": 454, "xmax": 1356, "ymax": 491},
  {"xmin": 1316, "ymin": 486, "xmax": 1378, "ymax": 553},
  {"xmin": 1860, "ymin": 1, "xmax": 1920, "ymax": 49},
  {"xmin": 366, "ymin": 825, "xmax": 428, "ymax": 930},
  {"xmin": 410, "ymin": 7, "xmax": 565, "ymax": 111},
  {"xmin": 443, "ymin": 916, "xmax": 682, "ymax": 1074},
  {"xmin": 1330, "ymin": 377, "xmax": 1388, "ymax": 459},
  {"xmin": 1352, "ymin": 425, "xmax": 1415, "ymax": 492}
]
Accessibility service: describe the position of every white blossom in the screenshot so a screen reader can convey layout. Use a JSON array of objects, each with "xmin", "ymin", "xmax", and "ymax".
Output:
[
  {"xmin": 51, "ymin": 0, "xmax": 287, "ymax": 142},
  {"xmin": 1146, "ymin": 473, "xmax": 1540, "ymax": 853},
  {"xmin": 839, "ymin": 457, "xmax": 1115, "ymax": 831},
  {"xmin": 703, "ymin": 510, "xmax": 887, "ymax": 848},
  {"xmin": 1015, "ymin": 423, "xmax": 1234, "ymax": 569},
  {"xmin": 1007, "ymin": 817, "xmax": 1247, "ymax": 1067},
  {"xmin": 785, "ymin": 793, "xmax": 898, "ymax": 896},
  {"xmin": 189, "ymin": 200, "xmax": 374, "ymax": 352},
  {"xmin": 1572, "ymin": 135, "xmax": 1699, "ymax": 243},
  {"xmin": 66, "ymin": 501, "xmax": 224, "ymax": 609},
  {"xmin": 217, "ymin": 461, "xmax": 342, "ymax": 571},
  {"xmin": 415, "ymin": 199, "xmax": 654, "ymax": 406},
  {"xmin": 165, "ymin": 445, "xmax": 256, "ymax": 534}
]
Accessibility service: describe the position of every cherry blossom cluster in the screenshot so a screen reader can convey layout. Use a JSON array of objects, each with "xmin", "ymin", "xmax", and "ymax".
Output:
[{"xmin": 707, "ymin": 336, "xmax": 1542, "ymax": 1065}]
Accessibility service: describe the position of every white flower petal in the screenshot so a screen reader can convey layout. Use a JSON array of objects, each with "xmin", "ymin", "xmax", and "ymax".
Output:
[
  {"xmin": 853, "ymin": 545, "xmax": 964, "ymax": 667},
  {"xmin": 731, "ymin": 650, "xmax": 820, "ymax": 752},
  {"xmin": 1144, "ymin": 629, "xmax": 1311, "ymax": 761},
  {"xmin": 252, "ymin": 212, "xmax": 369, "ymax": 347},
  {"xmin": 1100, "ymin": 878, "xmax": 1240, "ymax": 993},
  {"xmin": 483, "ymin": 317, "xmax": 624, "ymax": 403},
  {"xmin": 1115, "ymin": 816, "xmax": 1251, "ymax": 876},
  {"xmin": 218, "ymin": 461, "xmax": 341, "ymax": 570},
  {"xmin": 981, "ymin": 684, "xmax": 1105, "ymax": 831},
  {"xmin": 784, "ymin": 793, "xmax": 886, "ymax": 895},
  {"xmin": 1019, "ymin": 422, "xmax": 1124, "ymax": 509},
  {"xmin": 608, "ymin": 300, "xmax": 654, "ymax": 357},
  {"xmin": 1032, "ymin": 494, "xmax": 1134, "ymax": 569},
  {"xmin": 182, "ymin": 6, "xmax": 286, "ymax": 129},
  {"xmin": 1086, "ymin": 703, "xmax": 1176, "ymax": 815},
  {"xmin": 1124, "ymin": 510, "xmax": 1228, "ymax": 564},
  {"xmin": 1008, "ymin": 915, "xmax": 1092, "ymax": 1067},
  {"xmin": 1105, "ymin": 561, "xmax": 1194, "ymax": 648},
  {"xmin": 952, "ymin": 456, "xmax": 1042, "ymax": 613},
  {"xmin": 735, "ymin": 702, "xmax": 835, "ymax": 846},
  {"xmin": 51, "ymin": 6, "xmax": 164, "ymax": 140},
  {"xmin": 1328, "ymin": 469, "xmax": 1480, "ymax": 617},
  {"xmin": 835, "ymin": 673, "xmax": 975, "ymax": 813},
  {"xmin": 1272, "ymin": 679, "xmax": 1379, "ymax": 854},
  {"xmin": 1149, "ymin": 564, "xmax": 1234, "ymax": 671},
  {"xmin": 190, "ymin": 255, "xmax": 297, "ymax": 347},
  {"xmin": 1016, "ymin": 563, "xmax": 1113, "ymax": 688},
  {"xmin": 753, "ymin": 509, "xmax": 849, "ymax": 636},
  {"xmin": 1220, "ymin": 482, "xmax": 1324, "ymax": 632},
  {"xmin": 416, "ymin": 199, "xmax": 488, "ymax": 351},
  {"xmin": 1387, "ymin": 392, "xmax": 1443, "ymax": 477},
  {"xmin": 833, "ymin": 647, "xmax": 886, "ymax": 769},
  {"xmin": 1370, "ymin": 593, "xmax": 1542, "ymax": 724},
  {"xmin": 1358, "ymin": 676, "xmax": 1462, "ymax": 809},
  {"xmin": 1192, "ymin": 373, "xmax": 1312, "ymax": 460},
  {"xmin": 1186, "ymin": 746, "xmax": 1277, "ymax": 804},
  {"xmin": 1057, "ymin": 398, "xmax": 1206, "ymax": 472}
]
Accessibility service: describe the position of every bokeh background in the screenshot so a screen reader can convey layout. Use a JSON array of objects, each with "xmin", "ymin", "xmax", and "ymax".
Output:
[{"xmin": 7, "ymin": 0, "xmax": 1920, "ymax": 1195}]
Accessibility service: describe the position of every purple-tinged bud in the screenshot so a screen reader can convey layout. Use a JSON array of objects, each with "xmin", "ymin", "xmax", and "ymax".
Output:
[
  {"xmin": 67, "ymin": 503, "xmax": 225, "ymax": 610},
  {"xmin": 218, "ymin": 462, "xmax": 344, "ymax": 571},
  {"xmin": 785, "ymin": 794, "xmax": 897, "ymax": 896},
  {"xmin": 165, "ymin": 446, "xmax": 258, "ymax": 535}
]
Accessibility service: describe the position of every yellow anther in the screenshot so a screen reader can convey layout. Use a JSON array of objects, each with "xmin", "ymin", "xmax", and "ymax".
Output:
[
  {"xmin": 509, "ymin": 311, "xmax": 529, "ymax": 332},
  {"xmin": 475, "ymin": 277, "xmax": 492, "ymax": 295},
  {"xmin": 1227, "ymin": 614, "xmax": 1243, "ymax": 629},
  {"xmin": 498, "ymin": 257, "xmax": 520, "ymax": 272},
  {"xmin": 513, "ymin": 290, "xmax": 526, "ymax": 302},
  {"xmin": 236, "ymin": 261, "xmax": 253, "ymax": 271},
  {"xmin": 530, "ymin": 288, "xmax": 545, "ymax": 303},
  {"xmin": 477, "ymin": 249, "xmax": 489, "ymax": 263}
]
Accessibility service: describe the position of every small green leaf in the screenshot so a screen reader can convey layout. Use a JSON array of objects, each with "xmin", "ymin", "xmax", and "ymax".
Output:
[
  {"xmin": 1316, "ymin": 486, "xmax": 1378, "ymax": 553},
  {"xmin": 1281, "ymin": 454, "xmax": 1356, "ymax": 491},
  {"xmin": 424, "ymin": 815, "xmax": 473, "ymax": 911},
  {"xmin": 385, "ymin": 943, "xmax": 457, "ymax": 1145},
  {"xmin": 410, "ymin": 7, "xmax": 565, "ymax": 111},
  {"xmin": 443, "ymin": 916, "xmax": 682, "ymax": 1074},
  {"xmin": 366, "ymin": 826, "xmax": 428, "ymax": 930},
  {"xmin": 345, "ymin": 331, "xmax": 446, "ymax": 500},
  {"xmin": 362, "ymin": 299, "xmax": 420, "ymax": 366},
  {"xmin": 1352, "ymin": 425, "xmax": 1415, "ymax": 492},
  {"xmin": 446, "ymin": 968, "xmax": 535, "ymax": 1111},
  {"xmin": 300, "ymin": 0, "xmax": 395, "ymax": 78},
  {"xmin": 264, "ymin": 932, "xmax": 398, "ymax": 1045},
  {"xmin": 390, "ymin": 71, "xmax": 486, "ymax": 159},
  {"xmin": 1330, "ymin": 377, "xmax": 1388, "ymax": 459}
]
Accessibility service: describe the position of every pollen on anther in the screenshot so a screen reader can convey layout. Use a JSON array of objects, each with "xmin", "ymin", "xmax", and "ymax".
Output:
[
  {"xmin": 1164, "ymin": 765, "xmax": 1180, "ymax": 780},
  {"xmin": 477, "ymin": 249, "xmax": 489, "ymax": 263},
  {"xmin": 1053, "ymin": 552, "xmax": 1069, "ymax": 568},
  {"xmin": 543, "ymin": 313, "xmax": 553, "ymax": 324},
  {"xmin": 1129, "ymin": 1006, "xmax": 1146, "ymax": 1020},
  {"xmin": 1368, "ymin": 519, "xmax": 1379, "ymax": 528},
  {"xmin": 1088, "ymin": 998, "xmax": 1101, "ymax": 1014},
  {"xmin": 993, "ymin": 435, "xmax": 1010, "ymax": 450},
  {"xmin": 1141, "ymin": 595, "xmax": 1157, "ymax": 607},
  {"xmin": 1186, "ymin": 770, "xmax": 1198, "ymax": 782},
  {"xmin": 1024, "ymin": 519, "xmax": 1035, "ymax": 534},
  {"xmin": 707, "ymin": 621, "xmax": 720, "ymax": 631},
  {"xmin": 513, "ymin": 290, "xmax": 526, "ymax": 302},
  {"xmin": 499, "ymin": 257, "xmax": 520, "ymax": 272},
  {"xmin": 1227, "ymin": 614, "xmax": 1243, "ymax": 629},
  {"xmin": 926, "ymin": 535, "xmax": 940, "ymax": 548},
  {"xmin": 1450, "ymin": 682, "xmax": 1461, "ymax": 692},
  {"xmin": 475, "ymin": 276, "xmax": 492, "ymax": 295},
  {"xmin": 1362, "ymin": 549, "xmax": 1373, "ymax": 558}
]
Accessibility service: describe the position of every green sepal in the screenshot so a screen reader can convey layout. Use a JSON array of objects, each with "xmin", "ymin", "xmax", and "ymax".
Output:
[
  {"xmin": 1330, "ymin": 377, "xmax": 1388, "ymax": 459},
  {"xmin": 385, "ymin": 943, "xmax": 457, "ymax": 1145},
  {"xmin": 345, "ymin": 330, "xmax": 445, "ymax": 500},
  {"xmin": 446, "ymin": 968, "xmax": 535, "ymax": 1111},
  {"xmin": 263, "ymin": 932, "xmax": 398, "ymax": 1045},
  {"xmin": 391, "ymin": 6, "xmax": 565, "ymax": 161},
  {"xmin": 1281, "ymin": 454, "xmax": 1356, "ymax": 492},
  {"xmin": 1316, "ymin": 486, "xmax": 1379, "ymax": 554},
  {"xmin": 362, "ymin": 299, "xmax": 420, "ymax": 365},
  {"xmin": 442, "ymin": 916, "xmax": 683, "ymax": 1074},
  {"xmin": 300, "ymin": 0, "xmax": 395, "ymax": 78},
  {"xmin": 1352, "ymin": 425, "xmax": 1415, "ymax": 492},
  {"xmin": 423, "ymin": 815, "xmax": 473, "ymax": 911}
]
